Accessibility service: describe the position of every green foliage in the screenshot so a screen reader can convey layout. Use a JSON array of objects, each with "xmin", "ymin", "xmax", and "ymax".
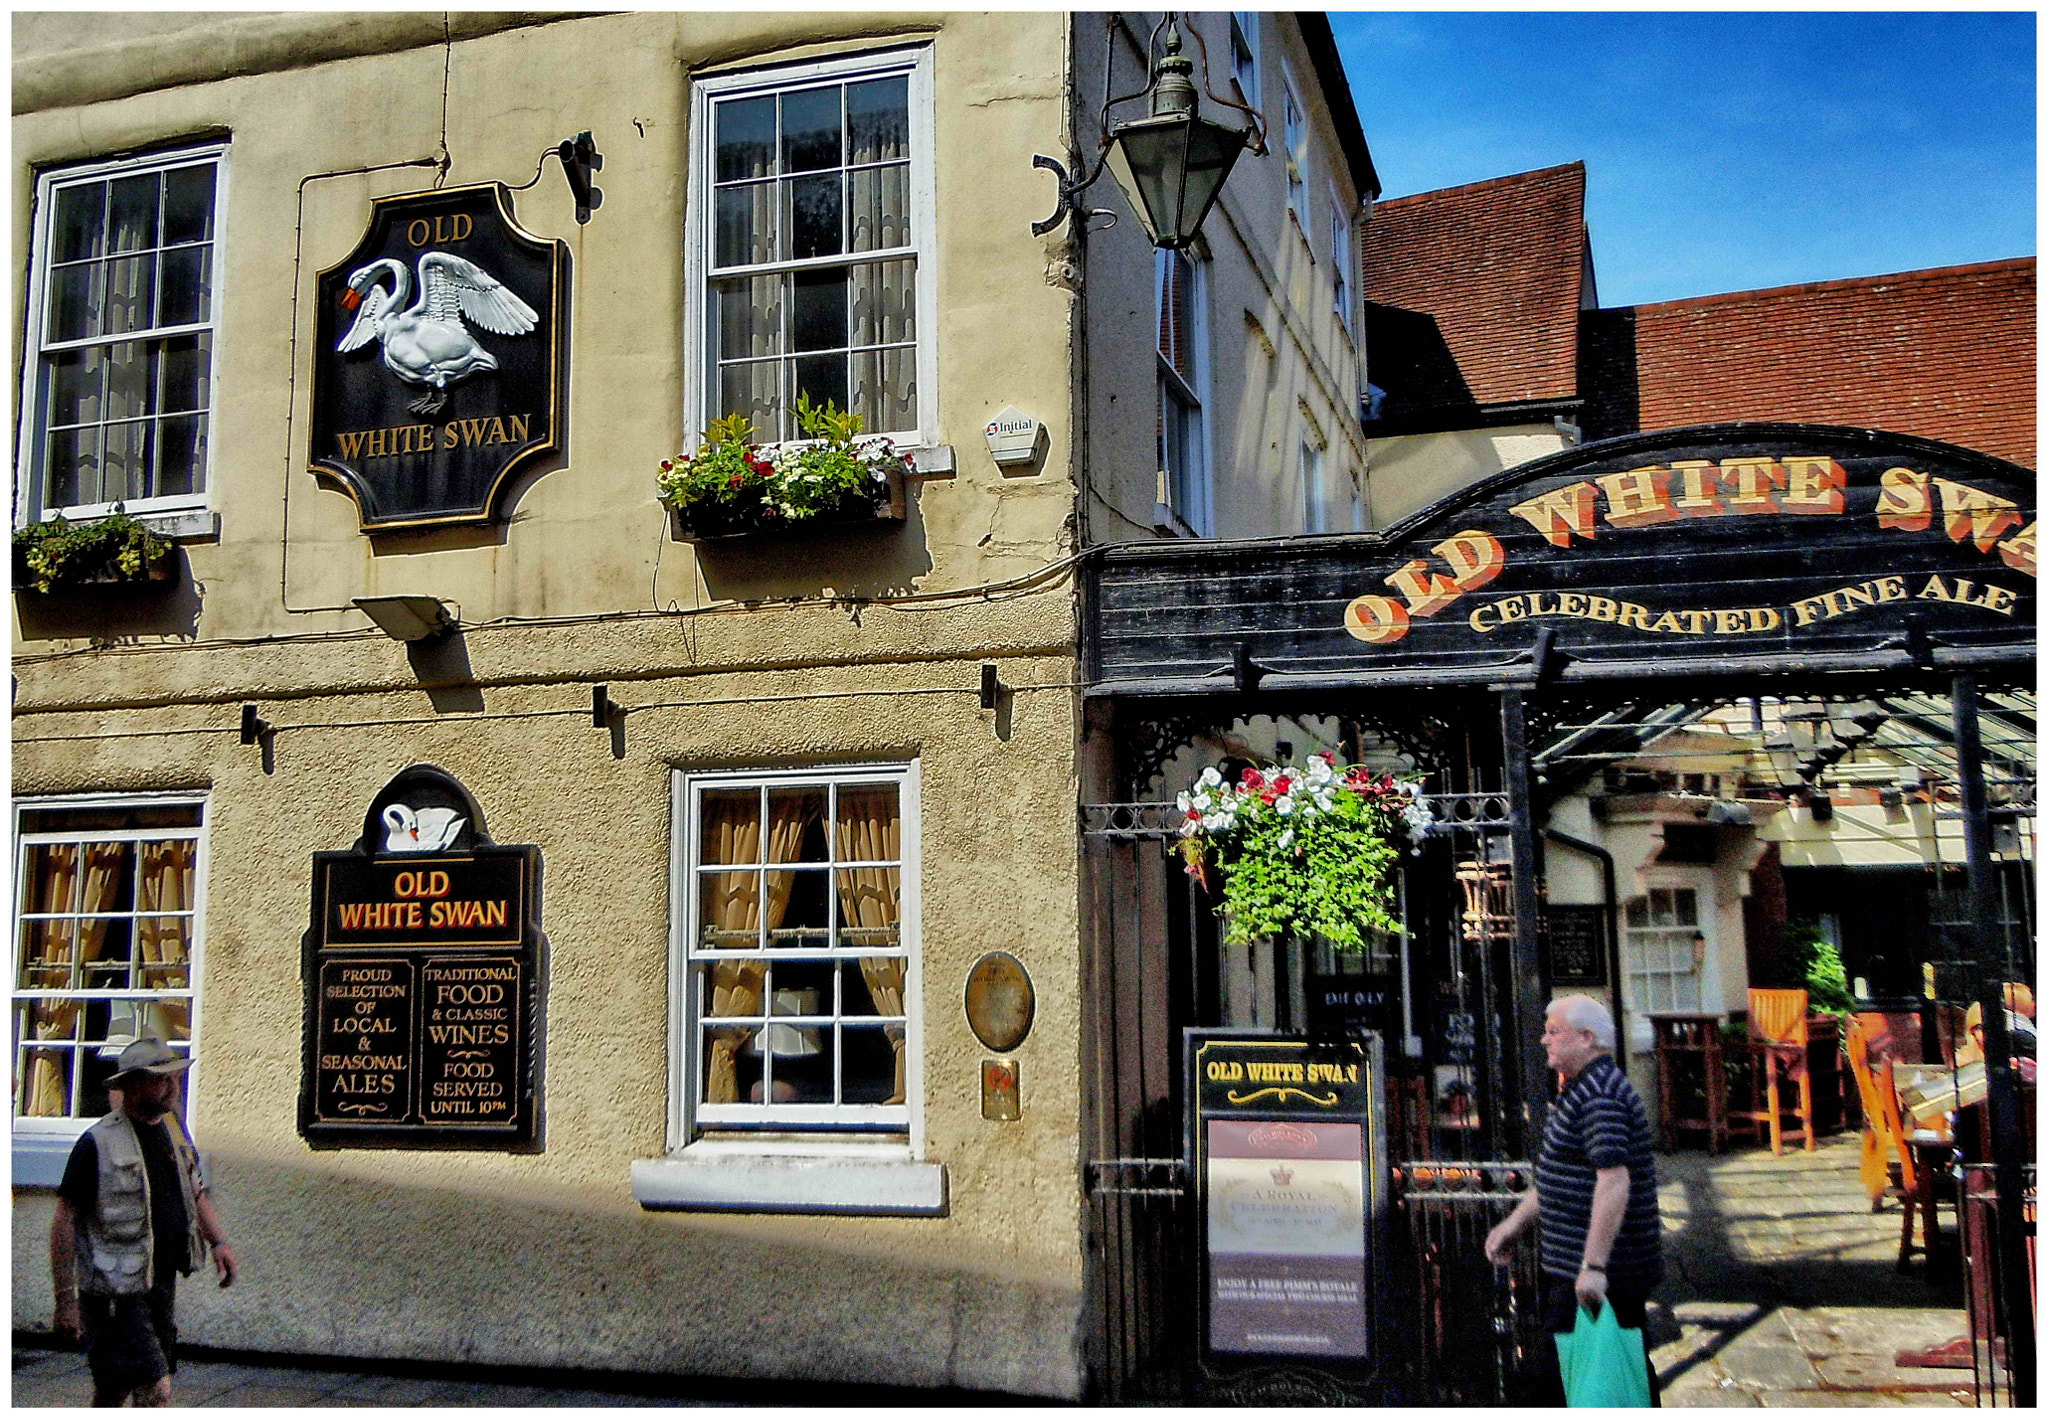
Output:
[
  {"xmin": 656, "ymin": 396, "xmax": 902, "ymax": 534},
  {"xmin": 1175, "ymin": 759, "xmax": 1434, "ymax": 953},
  {"xmin": 12, "ymin": 508, "xmax": 170, "ymax": 594},
  {"xmin": 1784, "ymin": 915, "xmax": 1856, "ymax": 1014}
]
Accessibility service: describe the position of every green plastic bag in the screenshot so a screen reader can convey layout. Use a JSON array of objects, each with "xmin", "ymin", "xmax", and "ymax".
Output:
[{"xmin": 1553, "ymin": 1300, "xmax": 1652, "ymax": 1407}]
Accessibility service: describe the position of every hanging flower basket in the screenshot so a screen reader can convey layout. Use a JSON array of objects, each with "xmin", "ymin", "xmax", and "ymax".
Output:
[
  {"xmin": 12, "ymin": 509, "xmax": 176, "ymax": 595},
  {"xmin": 660, "ymin": 394, "xmax": 909, "ymax": 543},
  {"xmin": 1175, "ymin": 753, "xmax": 1434, "ymax": 952}
]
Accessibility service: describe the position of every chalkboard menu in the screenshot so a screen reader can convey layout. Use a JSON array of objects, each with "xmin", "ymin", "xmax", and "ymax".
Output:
[
  {"xmin": 299, "ymin": 767, "xmax": 541, "ymax": 1148},
  {"xmin": 1544, "ymin": 904, "xmax": 1609, "ymax": 987}
]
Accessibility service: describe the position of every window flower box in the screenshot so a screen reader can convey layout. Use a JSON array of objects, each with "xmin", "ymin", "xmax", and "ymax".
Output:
[
  {"xmin": 13, "ymin": 509, "xmax": 177, "ymax": 594},
  {"xmin": 660, "ymin": 396, "xmax": 910, "ymax": 545}
]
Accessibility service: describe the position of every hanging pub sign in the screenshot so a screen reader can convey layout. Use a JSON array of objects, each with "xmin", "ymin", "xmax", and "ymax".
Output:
[
  {"xmin": 299, "ymin": 765, "xmax": 543, "ymax": 1148},
  {"xmin": 310, "ymin": 183, "xmax": 567, "ymax": 530},
  {"xmin": 1091, "ymin": 424, "xmax": 2036, "ymax": 690},
  {"xmin": 1186, "ymin": 1032, "xmax": 1387, "ymax": 1375}
]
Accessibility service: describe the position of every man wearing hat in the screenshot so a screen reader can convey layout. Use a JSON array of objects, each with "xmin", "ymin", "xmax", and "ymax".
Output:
[{"xmin": 49, "ymin": 1038, "xmax": 239, "ymax": 1407}]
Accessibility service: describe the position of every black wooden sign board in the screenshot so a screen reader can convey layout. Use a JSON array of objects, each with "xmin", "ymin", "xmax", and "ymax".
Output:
[
  {"xmin": 1305, "ymin": 972, "xmax": 1399, "ymax": 1042},
  {"xmin": 1544, "ymin": 904, "xmax": 1608, "ymax": 987},
  {"xmin": 1185, "ymin": 1032, "xmax": 1388, "ymax": 1388},
  {"xmin": 299, "ymin": 767, "xmax": 542, "ymax": 1148},
  {"xmin": 1091, "ymin": 424, "xmax": 2036, "ymax": 691},
  {"xmin": 310, "ymin": 183, "xmax": 567, "ymax": 530}
]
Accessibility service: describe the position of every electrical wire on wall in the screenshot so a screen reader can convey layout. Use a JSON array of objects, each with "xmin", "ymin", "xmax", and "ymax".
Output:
[{"xmin": 13, "ymin": 676, "xmax": 1086, "ymax": 746}]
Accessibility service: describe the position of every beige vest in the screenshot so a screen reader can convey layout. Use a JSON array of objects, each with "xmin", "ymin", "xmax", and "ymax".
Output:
[{"xmin": 77, "ymin": 1109, "xmax": 207, "ymax": 1296}]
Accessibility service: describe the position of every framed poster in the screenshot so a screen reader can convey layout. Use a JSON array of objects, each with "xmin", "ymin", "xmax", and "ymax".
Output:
[{"xmin": 1186, "ymin": 1032, "xmax": 1388, "ymax": 1379}]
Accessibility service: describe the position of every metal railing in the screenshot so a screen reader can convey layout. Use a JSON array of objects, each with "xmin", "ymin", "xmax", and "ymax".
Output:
[
  {"xmin": 1390, "ymin": 1160, "xmax": 1546, "ymax": 1405},
  {"xmin": 1961, "ymin": 1162, "xmax": 2037, "ymax": 1407}
]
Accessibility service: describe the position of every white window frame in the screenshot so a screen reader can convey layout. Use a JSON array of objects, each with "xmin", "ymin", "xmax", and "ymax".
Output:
[
  {"xmin": 666, "ymin": 761, "xmax": 923, "ymax": 1154},
  {"xmin": 1156, "ymin": 247, "xmax": 1213, "ymax": 537},
  {"xmin": 1300, "ymin": 439, "xmax": 1328, "ymax": 534},
  {"xmin": 683, "ymin": 46, "xmax": 938, "ymax": 451},
  {"xmin": 1622, "ymin": 883, "xmax": 1708, "ymax": 1031},
  {"xmin": 1282, "ymin": 73, "xmax": 1310, "ymax": 239},
  {"xmin": 1330, "ymin": 184, "xmax": 1354, "ymax": 335},
  {"xmin": 16, "ymin": 144, "xmax": 228, "ymax": 527},
  {"xmin": 1229, "ymin": 12, "xmax": 1261, "ymax": 108},
  {"xmin": 11, "ymin": 792, "xmax": 210, "ymax": 1182}
]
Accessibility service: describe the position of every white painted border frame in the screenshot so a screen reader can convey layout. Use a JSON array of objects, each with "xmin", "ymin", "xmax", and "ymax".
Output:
[
  {"xmin": 15, "ymin": 143, "xmax": 230, "ymax": 528},
  {"xmin": 682, "ymin": 44, "xmax": 938, "ymax": 451}
]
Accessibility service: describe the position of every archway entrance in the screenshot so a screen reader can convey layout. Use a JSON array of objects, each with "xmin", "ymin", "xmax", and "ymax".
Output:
[{"xmin": 1080, "ymin": 424, "xmax": 2036, "ymax": 1404}]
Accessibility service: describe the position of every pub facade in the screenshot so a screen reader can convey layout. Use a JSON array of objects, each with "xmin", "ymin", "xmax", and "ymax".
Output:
[{"xmin": 10, "ymin": 10, "xmax": 1375, "ymax": 1401}]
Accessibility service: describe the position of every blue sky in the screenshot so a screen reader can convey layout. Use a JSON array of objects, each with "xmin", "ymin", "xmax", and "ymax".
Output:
[{"xmin": 1328, "ymin": 11, "xmax": 2036, "ymax": 306}]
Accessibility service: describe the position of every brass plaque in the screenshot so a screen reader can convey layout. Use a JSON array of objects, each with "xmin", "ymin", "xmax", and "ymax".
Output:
[
  {"xmin": 964, "ymin": 951, "xmax": 1035, "ymax": 1052},
  {"xmin": 981, "ymin": 1058, "xmax": 1021, "ymax": 1121}
]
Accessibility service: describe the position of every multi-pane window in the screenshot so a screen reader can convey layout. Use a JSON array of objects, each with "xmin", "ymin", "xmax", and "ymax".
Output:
[
  {"xmin": 1230, "ymin": 13, "xmax": 1260, "ymax": 104},
  {"xmin": 1156, "ymin": 248, "xmax": 1209, "ymax": 534},
  {"xmin": 676, "ymin": 767, "xmax": 917, "ymax": 1133},
  {"xmin": 1301, "ymin": 441, "xmax": 1328, "ymax": 533},
  {"xmin": 696, "ymin": 50, "xmax": 929, "ymax": 444},
  {"xmin": 13, "ymin": 799, "xmax": 205, "ymax": 1126},
  {"xmin": 1624, "ymin": 887, "xmax": 1704, "ymax": 1014},
  {"xmin": 20, "ymin": 147, "xmax": 223, "ymax": 522},
  {"xmin": 1330, "ymin": 187, "xmax": 1353, "ymax": 333},
  {"xmin": 1282, "ymin": 79, "xmax": 1309, "ymax": 234}
]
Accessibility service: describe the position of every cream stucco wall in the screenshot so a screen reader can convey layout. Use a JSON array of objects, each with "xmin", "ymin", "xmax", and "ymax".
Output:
[
  {"xmin": 1364, "ymin": 423, "xmax": 1572, "ymax": 529},
  {"xmin": 14, "ymin": 11, "xmax": 1090, "ymax": 1397},
  {"xmin": 1077, "ymin": 12, "xmax": 1367, "ymax": 544}
]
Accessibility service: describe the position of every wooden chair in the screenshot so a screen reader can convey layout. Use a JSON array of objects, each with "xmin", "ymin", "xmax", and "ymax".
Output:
[
  {"xmin": 1845, "ymin": 1015, "xmax": 1902, "ymax": 1210},
  {"xmin": 1735, "ymin": 987, "xmax": 1815, "ymax": 1154},
  {"xmin": 1873, "ymin": 1056, "xmax": 1950, "ymax": 1270}
]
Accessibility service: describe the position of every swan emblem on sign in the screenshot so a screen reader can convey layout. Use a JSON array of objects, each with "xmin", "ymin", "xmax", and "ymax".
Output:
[
  {"xmin": 337, "ymin": 252, "xmax": 539, "ymax": 416},
  {"xmin": 382, "ymin": 803, "xmax": 468, "ymax": 853}
]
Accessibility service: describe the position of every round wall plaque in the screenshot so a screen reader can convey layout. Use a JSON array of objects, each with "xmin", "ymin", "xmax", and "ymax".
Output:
[{"xmin": 964, "ymin": 951, "xmax": 1035, "ymax": 1052}]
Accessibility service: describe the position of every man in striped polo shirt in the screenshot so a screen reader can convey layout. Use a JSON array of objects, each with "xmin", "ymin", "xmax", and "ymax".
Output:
[{"xmin": 1484, "ymin": 994, "xmax": 1662, "ymax": 1404}]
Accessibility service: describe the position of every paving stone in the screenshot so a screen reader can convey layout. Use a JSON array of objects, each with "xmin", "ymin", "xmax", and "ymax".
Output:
[
  {"xmin": 1814, "ymin": 1353, "xmax": 1973, "ymax": 1392},
  {"xmin": 196, "ymin": 1382, "xmax": 340, "ymax": 1406},
  {"xmin": 1715, "ymin": 1340, "xmax": 1824, "ymax": 1390}
]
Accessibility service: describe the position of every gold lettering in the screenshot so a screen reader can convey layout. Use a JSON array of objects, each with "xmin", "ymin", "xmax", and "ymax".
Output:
[
  {"xmin": 1498, "ymin": 597, "xmax": 1527, "ymax": 623},
  {"xmin": 507, "ymin": 413, "xmax": 531, "ymax": 442},
  {"xmin": 1557, "ymin": 592, "xmax": 1587, "ymax": 615},
  {"xmin": 1509, "ymin": 481, "xmax": 1600, "ymax": 548},
  {"xmin": 1584, "ymin": 596, "xmax": 1618, "ymax": 623},
  {"xmin": 1875, "ymin": 466, "xmax": 1933, "ymax": 531},
  {"xmin": 1780, "ymin": 456, "xmax": 1848, "ymax": 515},
  {"xmin": 1385, "ymin": 560, "xmax": 1463, "ymax": 618},
  {"xmin": 1344, "ymin": 595, "xmax": 1410, "ymax": 645},
  {"xmin": 1678, "ymin": 610, "xmax": 1712, "ymax": 634},
  {"xmin": 485, "ymin": 417, "xmax": 509, "ymax": 444},
  {"xmin": 441, "ymin": 424, "xmax": 459, "ymax": 450},
  {"xmin": 1712, "ymin": 609, "xmax": 1747, "ymax": 635},
  {"xmin": 1995, "ymin": 521, "xmax": 2035, "ymax": 577},
  {"xmin": 1596, "ymin": 466, "xmax": 1680, "ymax": 528},
  {"xmin": 1669, "ymin": 460, "xmax": 1722, "ymax": 516},
  {"xmin": 1934, "ymin": 478, "xmax": 2024, "ymax": 552},
  {"xmin": 1874, "ymin": 575, "xmax": 1908, "ymax": 602},
  {"xmin": 1790, "ymin": 596, "xmax": 1827, "ymax": 627},
  {"xmin": 1434, "ymin": 529, "xmax": 1506, "ymax": 590},
  {"xmin": 1919, "ymin": 575, "xmax": 1955, "ymax": 602},
  {"xmin": 407, "ymin": 219, "xmax": 431, "ymax": 246},
  {"xmin": 1719, "ymin": 457, "xmax": 1784, "ymax": 513},
  {"xmin": 1749, "ymin": 607, "xmax": 1782, "ymax": 631},
  {"xmin": 1983, "ymin": 585, "xmax": 2017, "ymax": 615},
  {"xmin": 337, "ymin": 430, "xmax": 368, "ymax": 459},
  {"xmin": 1616, "ymin": 602, "xmax": 1653, "ymax": 631},
  {"xmin": 1839, "ymin": 582, "xmax": 1877, "ymax": 611},
  {"xmin": 1649, "ymin": 611, "xmax": 1683, "ymax": 634}
]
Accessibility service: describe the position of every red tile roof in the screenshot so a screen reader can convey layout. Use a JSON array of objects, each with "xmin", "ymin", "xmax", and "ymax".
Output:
[
  {"xmin": 1361, "ymin": 163, "xmax": 1588, "ymax": 412},
  {"xmin": 1585, "ymin": 260, "xmax": 2036, "ymax": 468}
]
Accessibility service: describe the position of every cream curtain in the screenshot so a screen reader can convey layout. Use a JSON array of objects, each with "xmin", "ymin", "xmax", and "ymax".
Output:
[
  {"xmin": 21, "ymin": 842, "xmax": 124, "ymax": 1117},
  {"xmin": 137, "ymin": 840, "xmax": 194, "ymax": 1039},
  {"xmin": 702, "ymin": 796, "xmax": 817, "ymax": 1104},
  {"xmin": 832, "ymin": 787, "xmax": 906, "ymax": 1105}
]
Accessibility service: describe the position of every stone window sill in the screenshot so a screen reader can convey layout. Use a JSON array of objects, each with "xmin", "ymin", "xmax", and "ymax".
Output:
[{"xmin": 630, "ymin": 1149, "xmax": 947, "ymax": 1216}]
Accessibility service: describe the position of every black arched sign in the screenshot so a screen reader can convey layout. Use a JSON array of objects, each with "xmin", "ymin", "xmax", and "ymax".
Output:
[{"xmin": 1091, "ymin": 424, "xmax": 2035, "ymax": 692}]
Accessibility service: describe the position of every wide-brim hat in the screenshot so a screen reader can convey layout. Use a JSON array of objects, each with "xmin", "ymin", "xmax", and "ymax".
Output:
[{"xmin": 107, "ymin": 1037, "xmax": 193, "ymax": 1082}]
